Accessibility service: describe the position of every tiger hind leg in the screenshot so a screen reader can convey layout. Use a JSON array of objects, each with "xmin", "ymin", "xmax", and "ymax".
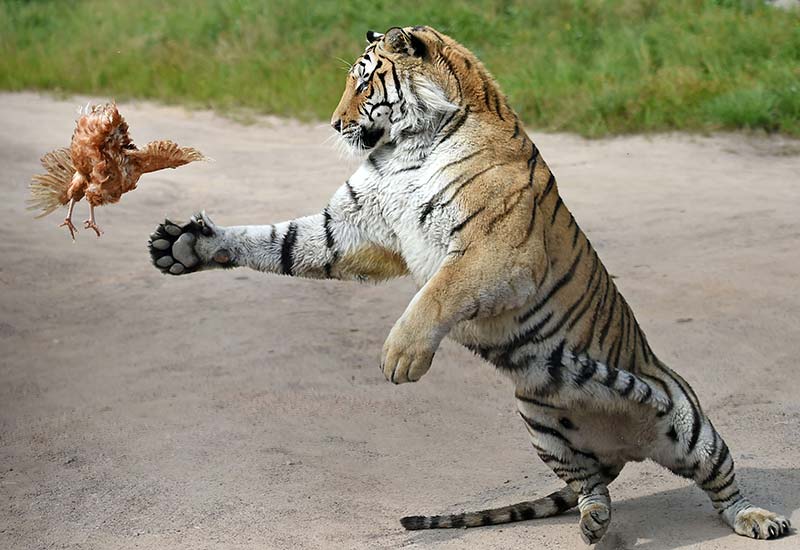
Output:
[
  {"xmin": 653, "ymin": 407, "xmax": 791, "ymax": 540},
  {"xmin": 519, "ymin": 407, "xmax": 624, "ymax": 544}
]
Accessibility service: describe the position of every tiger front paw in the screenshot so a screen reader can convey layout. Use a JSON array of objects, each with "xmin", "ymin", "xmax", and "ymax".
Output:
[
  {"xmin": 380, "ymin": 320, "xmax": 437, "ymax": 384},
  {"xmin": 148, "ymin": 212, "xmax": 233, "ymax": 275}
]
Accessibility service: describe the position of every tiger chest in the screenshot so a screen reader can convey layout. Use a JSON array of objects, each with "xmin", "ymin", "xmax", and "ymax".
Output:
[{"xmin": 376, "ymin": 174, "xmax": 457, "ymax": 287}]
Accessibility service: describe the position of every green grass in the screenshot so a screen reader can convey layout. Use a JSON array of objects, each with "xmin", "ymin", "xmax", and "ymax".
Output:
[{"xmin": 1, "ymin": 0, "xmax": 798, "ymax": 137}]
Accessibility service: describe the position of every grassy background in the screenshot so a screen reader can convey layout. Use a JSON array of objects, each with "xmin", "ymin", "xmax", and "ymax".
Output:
[{"xmin": 1, "ymin": 0, "xmax": 798, "ymax": 137}]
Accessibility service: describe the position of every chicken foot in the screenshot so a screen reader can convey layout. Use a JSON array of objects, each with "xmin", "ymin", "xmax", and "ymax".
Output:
[
  {"xmin": 59, "ymin": 198, "xmax": 78, "ymax": 240},
  {"xmin": 83, "ymin": 204, "xmax": 102, "ymax": 237}
]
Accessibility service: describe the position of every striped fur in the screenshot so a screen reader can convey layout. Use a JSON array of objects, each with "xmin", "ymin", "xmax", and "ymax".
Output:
[{"xmin": 149, "ymin": 26, "xmax": 790, "ymax": 544}]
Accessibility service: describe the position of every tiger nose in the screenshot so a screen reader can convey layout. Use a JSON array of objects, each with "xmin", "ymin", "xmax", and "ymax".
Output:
[{"xmin": 331, "ymin": 119, "xmax": 342, "ymax": 133}]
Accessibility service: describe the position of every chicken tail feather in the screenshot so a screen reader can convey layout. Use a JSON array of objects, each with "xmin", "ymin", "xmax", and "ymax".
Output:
[
  {"xmin": 28, "ymin": 148, "xmax": 75, "ymax": 218},
  {"xmin": 132, "ymin": 140, "xmax": 206, "ymax": 174}
]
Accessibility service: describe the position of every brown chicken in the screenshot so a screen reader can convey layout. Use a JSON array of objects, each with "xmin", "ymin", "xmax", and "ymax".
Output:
[{"xmin": 29, "ymin": 102, "xmax": 205, "ymax": 239}]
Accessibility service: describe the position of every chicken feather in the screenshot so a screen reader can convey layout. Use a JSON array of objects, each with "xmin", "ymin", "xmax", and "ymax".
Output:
[{"xmin": 28, "ymin": 102, "xmax": 205, "ymax": 238}]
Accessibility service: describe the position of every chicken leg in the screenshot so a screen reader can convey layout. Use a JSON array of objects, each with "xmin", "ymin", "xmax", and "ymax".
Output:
[
  {"xmin": 60, "ymin": 198, "xmax": 78, "ymax": 240},
  {"xmin": 84, "ymin": 204, "xmax": 102, "ymax": 237}
]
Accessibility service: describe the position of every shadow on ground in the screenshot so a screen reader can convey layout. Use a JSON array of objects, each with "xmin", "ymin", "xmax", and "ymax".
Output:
[{"xmin": 403, "ymin": 467, "xmax": 799, "ymax": 550}]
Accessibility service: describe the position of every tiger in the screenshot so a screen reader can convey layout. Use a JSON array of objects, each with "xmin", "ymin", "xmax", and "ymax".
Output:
[{"xmin": 148, "ymin": 26, "xmax": 791, "ymax": 544}]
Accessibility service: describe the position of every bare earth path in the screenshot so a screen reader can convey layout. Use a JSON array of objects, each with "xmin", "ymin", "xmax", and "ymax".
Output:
[{"xmin": 1, "ymin": 92, "xmax": 799, "ymax": 550}]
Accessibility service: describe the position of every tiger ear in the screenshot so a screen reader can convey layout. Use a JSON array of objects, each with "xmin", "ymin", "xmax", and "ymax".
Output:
[
  {"xmin": 366, "ymin": 30, "xmax": 383, "ymax": 43},
  {"xmin": 383, "ymin": 27, "xmax": 427, "ymax": 58}
]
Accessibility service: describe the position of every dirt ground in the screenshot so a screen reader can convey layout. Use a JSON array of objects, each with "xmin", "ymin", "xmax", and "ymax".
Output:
[{"xmin": 1, "ymin": 92, "xmax": 799, "ymax": 550}]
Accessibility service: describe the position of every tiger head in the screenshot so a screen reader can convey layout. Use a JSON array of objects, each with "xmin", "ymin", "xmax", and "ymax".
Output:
[{"xmin": 331, "ymin": 26, "xmax": 464, "ymax": 153}]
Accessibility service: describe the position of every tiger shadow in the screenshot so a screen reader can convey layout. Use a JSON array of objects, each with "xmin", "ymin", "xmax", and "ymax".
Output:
[{"xmin": 402, "ymin": 467, "xmax": 799, "ymax": 550}]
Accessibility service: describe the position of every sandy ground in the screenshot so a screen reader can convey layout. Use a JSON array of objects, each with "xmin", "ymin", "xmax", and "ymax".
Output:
[{"xmin": 1, "ymin": 92, "xmax": 799, "ymax": 550}]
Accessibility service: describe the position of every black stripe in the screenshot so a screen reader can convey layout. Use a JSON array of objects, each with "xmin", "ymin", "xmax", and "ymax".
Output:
[
  {"xmin": 700, "ymin": 438, "xmax": 729, "ymax": 487},
  {"xmin": 535, "ymin": 341, "xmax": 565, "ymax": 396},
  {"xmin": 654, "ymin": 353, "xmax": 701, "ymax": 406},
  {"xmin": 572, "ymin": 447, "xmax": 599, "ymax": 462},
  {"xmin": 534, "ymin": 251, "xmax": 600, "ymax": 339},
  {"xmin": 389, "ymin": 61, "xmax": 402, "ymax": 99},
  {"xmin": 687, "ymin": 402, "xmax": 703, "ymax": 452},
  {"xmin": 435, "ymin": 106, "xmax": 470, "ymax": 149},
  {"xmin": 711, "ymin": 489, "xmax": 740, "ymax": 504},
  {"xmin": 609, "ymin": 307, "xmax": 627, "ymax": 368},
  {"xmin": 439, "ymin": 53, "xmax": 463, "ymax": 101},
  {"xmin": 449, "ymin": 206, "xmax": 486, "ymax": 236},
  {"xmin": 482, "ymin": 78, "xmax": 492, "ymax": 112},
  {"xmin": 324, "ymin": 249, "xmax": 339, "ymax": 279},
  {"xmin": 550, "ymin": 196, "xmax": 563, "ymax": 224},
  {"xmin": 391, "ymin": 164, "xmax": 422, "ymax": 175},
  {"xmin": 527, "ymin": 143, "xmax": 539, "ymax": 177},
  {"xmin": 344, "ymin": 180, "xmax": 361, "ymax": 209},
  {"xmin": 571, "ymin": 218, "xmax": 581, "ymax": 248},
  {"xmin": 520, "ymin": 196, "xmax": 538, "ymax": 245},
  {"xmin": 639, "ymin": 381, "xmax": 653, "ymax": 403},
  {"xmin": 584, "ymin": 479, "xmax": 605, "ymax": 494},
  {"xmin": 533, "ymin": 442, "xmax": 568, "ymax": 463},
  {"xmin": 551, "ymin": 250, "xmax": 600, "ymax": 333},
  {"xmin": 484, "ymin": 187, "xmax": 527, "ymax": 233},
  {"xmin": 426, "ymin": 27, "xmax": 446, "ymax": 42},
  {"xmin": 480, "ymin": 512, "xmax": 493, "ymax": 526},
  {"xmin": 641, "ymin": 329, "xmax": 655, "ymax": 362},
  {"xmin": 553, "ymin": 465, "xmax": 587, "ymax": 475},
  {"xmin": 426, "ymin": 149, "xmax": 483, "ymax": 189},
  {"xmin": 619, "ymin": 303, "xmax": 634, "ymax": 371},
  {"xmin": 280, "ymin": 223, "xmax": 298, "ymax": 276},
  {"xmin": 439, "ymin": 162, "xmax": 509, "ymax": 210},
  {"xmin": 559, "ymin": 417, "xmax": 576, "ymax": 430},
  {"xmin": 517, "ymin": 245, "xmax": 585, "ymax": 325},
  {"xmin": 450, "ymin": 515, "xmax": 465, "ymax": 528},
  {"xmin": 435, "ymin": 109, "xmax": 458, "ymax": 136},
  {"xmin": 650, "ymin": 376, "xmax": 674, "ymax": 416},
  {"xmin": 519, "ymin": 506, "xmax": 535, "ymax": 521},
  {"xmin": 567, "ymin": 263, "xmax": 604, "ymax": 331},
  {"xmin": 574, "ymin": 360, "xmax": 598, "ymax": 386},
  {"xmin": 706, "ymin": 463, "xmax": 737, "ymax": 494},
  {"xmin": 536, "ymin": 451, "xmax": 568, "ymax": 465},
  {"xmin": 607, "ymin": 332, "xmax": 622, "ymax": 371},
  {"xmin": 516, "ymin": 393, "xmax": 564, "ymax": 409},
  {"xmin": 491, "ymin": 312, "xmax": 552, "ymax": 369},
  {"xmin": 550, "ymin": 493, "xmax": 572, "ymax": 513},
  {"xmin": 520, "ymin": 412, "xmax": 571, "ymax": 444},
  {"xmin": 630, "ymin": 321, "xmax": 642, "ymax": 369},
  {"xmin": 603, "ymin": 366, "xmax": 619, "ymax": 388},
  {"xmin": 561, "ymin": 471, "xmax": 598, "ymax": 484},
  {"xmin": 608, "ymin": 336, "xmax": 624, "ymax": 370},
  {"xmin": 322, "ymin": 209, "xmax": 335, "ymax": 249},
  {"xmin": 619, "ymin": 374, "xmax": 635, "ymax": 397},
  {"xmin": 542, "ymin": 173, "xmax": 556, "ymax": 197},
  {"xmin": 368, "ymin": 153, "xmax": 382, "ymax": 175},
  {"xmin": 418, "ymin": 202, "xmax": 436, "ymax": 226},
  {"xmin": 597, "ymin": 287, "xmax": 618, "ymax": 348},
  {"xmin": 418, "ymin": 152, "xmax": 487, "ymax": 226},
  {"xmin": 376, "ymin": 70, "xmax": 388, "ymax": 97},
  {"xmin": 581, "ymin": 269, "xmax": 610, "ymax": 347},
  {"xmin": 494, "ymin": 93, "xmax": 505, "ymax": 121}
]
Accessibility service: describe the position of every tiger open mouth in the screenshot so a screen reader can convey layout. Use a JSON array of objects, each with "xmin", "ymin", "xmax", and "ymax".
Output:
[
  {"xmin": 360, "ymin": 127, "xmax": 384, "ymax": 149},
  {"xmin": 340, "ymin": 123, "xmax": 385, "ymax": 151}
]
